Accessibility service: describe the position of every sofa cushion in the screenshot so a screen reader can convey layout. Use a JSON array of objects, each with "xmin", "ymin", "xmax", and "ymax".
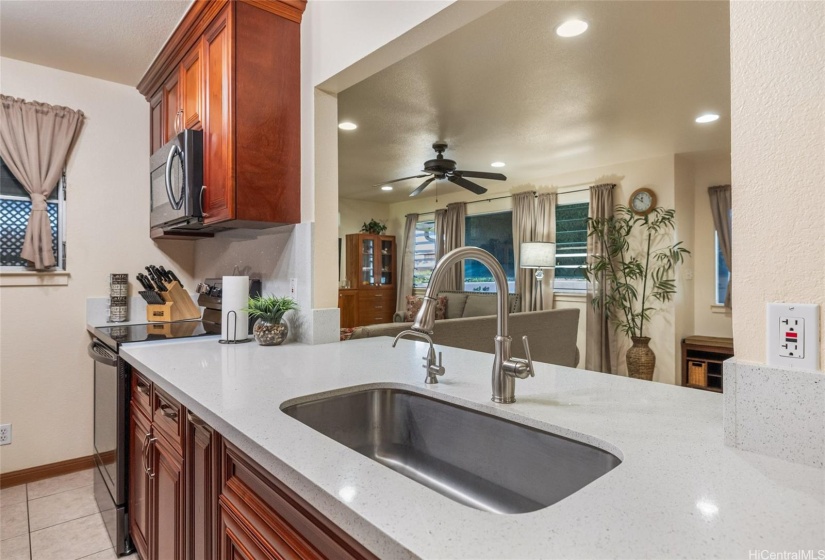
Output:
[
  {"xmin": 405, "ymin": 295, "xmax": 447, "ymax": 322},
  {"xmin": 437, "ymin": 292, "xmax": 469, "ymax": 319},
  {"xmin": 462, "ymin": 292, "xmax": 521, "ymax": 318}
]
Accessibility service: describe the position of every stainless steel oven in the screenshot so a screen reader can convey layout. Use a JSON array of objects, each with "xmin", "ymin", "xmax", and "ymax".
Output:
[{"xmin": 89, "ymin": 339, "xmax": 132, "ymax": 556}]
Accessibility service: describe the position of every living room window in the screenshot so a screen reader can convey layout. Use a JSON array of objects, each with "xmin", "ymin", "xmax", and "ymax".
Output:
[
  {"xmin": 0, "ymin": 159, "xmax": 66, "ymax": 270},
  {"xmin": 715, "ymin": 232, "xmax": 729, "ymax": 305},
  {"xmin": 554, "ymin": 202, "xmax": 588, "ymax": 292},
  {"xmin": 464, "ymin": 211, "xmax": 516, "ymax": 292},
  {"xmin": 413, "ymin": 220, "xmax": 436, "ymax": 288}
]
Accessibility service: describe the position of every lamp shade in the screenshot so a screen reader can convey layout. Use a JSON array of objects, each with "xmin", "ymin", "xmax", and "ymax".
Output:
[{"xmin": 520, "ymin": 242, "xmax": 556, "ymax": 268}]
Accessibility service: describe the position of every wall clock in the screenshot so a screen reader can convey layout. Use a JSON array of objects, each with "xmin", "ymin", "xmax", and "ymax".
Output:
[{"xmin": 629, "ymin": 188, "xmax": 657, "ymax": 216}]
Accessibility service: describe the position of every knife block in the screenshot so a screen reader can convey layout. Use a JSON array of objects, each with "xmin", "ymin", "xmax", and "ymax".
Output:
[{"xmin": 145, "ymin": 281, "xmax": 201, "ymax": 322}]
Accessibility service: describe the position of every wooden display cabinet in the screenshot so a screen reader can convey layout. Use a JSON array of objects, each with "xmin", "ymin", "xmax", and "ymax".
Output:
[
  {"xmin": 681, "ymin": 336, "xmax": 734, "ymax": 393},
  {"xmin": 344, "ymin": 234, "xmax": 396, "ymax": 326}
]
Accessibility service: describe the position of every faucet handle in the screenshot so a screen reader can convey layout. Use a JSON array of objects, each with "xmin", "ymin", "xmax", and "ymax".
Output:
[{"xmin": 521, "ymin": 335, "xmax": 535, "ymax": 378}]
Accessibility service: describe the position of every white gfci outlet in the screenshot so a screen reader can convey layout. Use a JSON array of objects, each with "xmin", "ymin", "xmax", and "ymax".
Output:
[
  {"xmin": 0, "ymin": 423, "xmax": 11, "ymax": 446},
  {"xmin": 767, "ymin": 303, "xmax": 820, "ymax": 371},
  {"xmin": 289, "ymin": 278, "xmax": 298, "ymax": 299}
]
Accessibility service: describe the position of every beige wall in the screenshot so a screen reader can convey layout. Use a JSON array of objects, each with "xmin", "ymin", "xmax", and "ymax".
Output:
[
  {"xmin": 0, "ymin": 58, "xmax": 196, "ymax": 473},
  {"xmin": 674, "ymin": 155, "xmax": 696, "ymax": 385},
  {"xmin": 730, "ymin": 2, "xmax": 824, "ymax": 369}
]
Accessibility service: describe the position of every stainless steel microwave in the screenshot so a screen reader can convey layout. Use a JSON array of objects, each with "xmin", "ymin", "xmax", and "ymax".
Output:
[{"xmin": 150, "ymin": 130, "xmax": 204, "ymax": 230}]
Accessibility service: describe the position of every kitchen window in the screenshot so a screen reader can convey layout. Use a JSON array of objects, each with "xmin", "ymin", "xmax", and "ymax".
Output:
[
  {"xmin": 413, "ymin": 220, "xmax": 436, "ymax": 289},
  {"xmin": 0, "ymin": 158, "xmax": 66, "ymax": 270}
]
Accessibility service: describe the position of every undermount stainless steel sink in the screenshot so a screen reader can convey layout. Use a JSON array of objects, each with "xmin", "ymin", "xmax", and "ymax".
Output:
[{"xmin": 281, "ymin": 387, "xmax": 621, "ymax": 514}]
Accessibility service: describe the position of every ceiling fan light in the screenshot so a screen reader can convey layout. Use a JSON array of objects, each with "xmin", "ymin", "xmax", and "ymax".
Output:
[{"xmin": 556, "ymin": 19, "xmax": 588, "ymax": 38}]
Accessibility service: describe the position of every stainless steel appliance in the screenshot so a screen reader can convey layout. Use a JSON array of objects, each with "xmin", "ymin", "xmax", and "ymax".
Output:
[
  {"xmin": 150, "ymin": 129, "xmax": 204, "ymax": 231},
  {"xmin": 90, "ymin": 321, "xmax": 219, "ymax": 556}
]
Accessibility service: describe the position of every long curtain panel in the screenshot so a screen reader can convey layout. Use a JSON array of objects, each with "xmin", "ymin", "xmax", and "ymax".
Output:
[
  {"xmin": 512, "ymin": 191, "xmax": 536, "ymax": 311},
  {"xmin": 0, "ymin": 95, "xmax": 84, "ymax": 269},
  {"xmin": 396, "ymin": 214, "xmax": 419, "ymax": 314},
  {"xmin": 585, "ymin": 184, "xmax": 616, "ymax": 374},
  {"xmin": 441, "ymin": 202, "xmax": 466, "ymax": 291},
  {"xmin": 708, "ymin": 185, "xmax": 732, "ymax": 309},
  {"xmin": 434, "ymin": 209, "xmax": 447, "ymax": 261},
  {"xmin": 534, "ymin": 193, "xmax": 557, "ymax": 311}
]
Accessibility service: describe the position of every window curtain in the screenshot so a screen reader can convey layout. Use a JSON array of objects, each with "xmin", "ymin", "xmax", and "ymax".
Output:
[
  {"xmin": 534, "ymin": 193, "xmax": 557, "ymax": 311},
  {"xmin": 396, "ymin": 213, "xmax": 418, "ymax": 314},
  {"xmin": 441, "ymin": 202, "xmax": 466, "ymax": 290},
  {"xmin": 434, "ymin": 208, "xmax": 447, "ymax": 261},
  {"xmin": 0, "ymin": 95, "xmax": 84, "ymax": 269},
  {"xmin": 512, "ymin": 191, "xmax": 536, "ymax": 311},
  {"xmin": 708, "ymin": 185, "xmax": 732, "ymax": 309},
  {"xmin": 585, "ymin": 184, "xmax": 616, "ymax": 374}
]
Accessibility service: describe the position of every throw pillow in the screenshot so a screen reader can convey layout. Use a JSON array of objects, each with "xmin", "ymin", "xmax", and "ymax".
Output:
[{"xmin": 405, "ymin": 295, "xmax": 447, "ymax": 322}]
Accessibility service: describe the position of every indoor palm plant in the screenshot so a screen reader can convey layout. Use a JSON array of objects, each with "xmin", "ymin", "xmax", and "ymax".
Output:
[
  {"xmin": 245, "ymin": 295, "xmax": 298, "ymax": 346},
  {"xmin": 583, "ymin": 206, "xmax": 690, "ymax": 380}
]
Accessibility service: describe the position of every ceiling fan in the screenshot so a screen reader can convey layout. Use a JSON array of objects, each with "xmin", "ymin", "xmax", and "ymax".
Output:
[{"xmin": 374, "ymin": 142, "xmax": 507, "ymax": 197}]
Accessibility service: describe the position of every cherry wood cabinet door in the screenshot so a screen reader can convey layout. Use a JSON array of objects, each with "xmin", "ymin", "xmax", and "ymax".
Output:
[
  {"xmin": 149, "ymin": 90, "xmax": 163, "ymax": 154},
  {"xmin": 153, "ymin": 434, "xmax": 185, "ymax": 560},
  {"xmin": 185, "ymin": 412, "xmax": 217, "ymax": 560},
  {"xmin": 129, "ymin": 405, "xmax": 152, "ymax": 560},
  {"xmin": 219, "ymin": 501, "xmax": 276, "ymax": 560},
  {"xmin": 181, "ymin": 41, "xmax": 204, "ymax": 130},
  {"xmin": 163, "ymin": 71, "xmax": 181, "ymax": 143},
  {"xmin": 202, "ymin": 6, "xmax": 233, "ymax": 225}
]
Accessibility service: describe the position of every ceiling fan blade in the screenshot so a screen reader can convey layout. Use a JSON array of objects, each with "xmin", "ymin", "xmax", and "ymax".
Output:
[
  {"xmin": 448, "ymin": 175, "xmax": 487, "ymax": 195},
  {"xmin": 371, "ymin": 174, "xmax": 431, "ymax": 188},
  {"xmin": 454, "ymin": 170, "xmax": 507, "ymax": 181},
  {"xmin": 409, "ymin": 177, "xmax": 436, "ymax": 197}
]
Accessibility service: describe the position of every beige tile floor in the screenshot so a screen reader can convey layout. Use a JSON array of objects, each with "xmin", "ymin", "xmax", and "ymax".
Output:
[{"xmin": 0, "ymin": 469, "xmax": 138, "ymax": 560}]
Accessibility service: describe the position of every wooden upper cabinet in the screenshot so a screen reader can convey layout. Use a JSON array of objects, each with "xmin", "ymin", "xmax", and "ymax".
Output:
[
  {"xmin": 138, "ymin": 0, "xmax": 306, "ymax": 232},
  {"xmin": 181, "ymin": 41, "xmax": 204, "ymax": 130},
  {"xmin": 150, "ymin": 90, "xmax": 163, "ymax": 154},
  {"xmin": 163, "ymin": 71, "xmax": 181, "ymax": 143}
]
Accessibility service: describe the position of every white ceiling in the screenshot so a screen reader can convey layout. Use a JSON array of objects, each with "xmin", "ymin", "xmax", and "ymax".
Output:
[
  {"xmin": 338, "ymin": 0, "xmax": 731, "ymax": 203},
  {"xmin": 0, "ymin": 0, "xmax": 192, "ymax": 86}
]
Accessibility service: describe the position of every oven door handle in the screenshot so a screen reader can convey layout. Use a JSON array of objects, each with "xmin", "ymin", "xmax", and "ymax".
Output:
[{"xmin": 88, "ymin": 341, "xmax": 117, "ymax": 367}]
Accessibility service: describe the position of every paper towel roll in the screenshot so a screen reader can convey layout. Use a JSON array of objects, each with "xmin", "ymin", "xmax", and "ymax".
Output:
[{"xmin": 221, "ymin": 276, "xmax": 249, "ymax": 341}]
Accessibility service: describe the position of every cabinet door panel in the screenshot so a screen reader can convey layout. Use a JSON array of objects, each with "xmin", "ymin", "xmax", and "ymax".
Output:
[
  {"xmin": 181, "ymin": 41, "xmax": 203, "ymax": 130},
  {"xmin": 153, "ymin": 435, "xmax": 185, "ymax": 560},
  {"xmin": 219, "ymin": 500, "xmax": 277, "ymax": 560},
  {"xmin": 202, "ymin": 7, "xmax": 233, "ymax": 224},
  {"xmin": 150, "ymin": 90, "xmax": 163, "ymax": 154},
  {"xmin": 186, "ymin": 412, "xmax": 217, "ymax": 560},
  {"xmin": 129, "ymin": 405, "xmax": 152, "ymax": 560},
  {"xmin": 163, "ymin": 72, "xmax": 181, "ymax": 143}
]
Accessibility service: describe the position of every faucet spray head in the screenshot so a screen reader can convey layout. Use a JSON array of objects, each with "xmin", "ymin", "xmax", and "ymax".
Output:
[{"xmin": 412, "ymin": 296, "xmax": 437, "ymax": 333}]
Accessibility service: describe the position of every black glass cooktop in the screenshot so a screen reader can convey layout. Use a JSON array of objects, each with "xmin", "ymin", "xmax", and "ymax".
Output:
[{"xmin": 93, "ymin": 320, "xmax": 220, "ymax": 348}]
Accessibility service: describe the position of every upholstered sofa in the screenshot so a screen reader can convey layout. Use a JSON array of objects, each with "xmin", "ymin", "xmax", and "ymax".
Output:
[
  {"xmin": 350, "ymin": 292, "xmax": 580, "ymax": 368},
  {"xmin": 392, "ymin": 290, "xmax": 522, "ymax": 323}
]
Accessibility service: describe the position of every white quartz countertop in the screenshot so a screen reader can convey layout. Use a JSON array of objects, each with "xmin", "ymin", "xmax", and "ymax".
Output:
[{"xmin": 120, "ymin": 337, "xmax": 825, "ymax": 559}]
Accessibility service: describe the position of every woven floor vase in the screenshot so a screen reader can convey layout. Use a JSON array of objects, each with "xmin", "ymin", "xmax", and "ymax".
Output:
[{"xmin": 626, "ymin": 336, "xmax": 655, "ymax": 380}]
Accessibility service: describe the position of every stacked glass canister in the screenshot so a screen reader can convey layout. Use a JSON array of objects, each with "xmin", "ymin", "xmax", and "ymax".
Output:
[{"xmin": 108, "ymin": 273, "xmax": 129, "ymax": 323}]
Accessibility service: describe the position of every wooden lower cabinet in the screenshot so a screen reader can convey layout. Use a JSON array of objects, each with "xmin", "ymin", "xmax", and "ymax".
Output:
[{"xmin": 130, "ymin": 369, "xmax": 375, "ymax": 560}]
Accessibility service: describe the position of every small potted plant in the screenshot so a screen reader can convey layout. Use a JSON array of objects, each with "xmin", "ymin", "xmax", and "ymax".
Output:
[
  {"xmin": 360, "ymin": 219, "xmax": 387, "ymax": 235},
  {"xmin": 245, "ymin": 295, "xmax": 298, "ymax": 346}
]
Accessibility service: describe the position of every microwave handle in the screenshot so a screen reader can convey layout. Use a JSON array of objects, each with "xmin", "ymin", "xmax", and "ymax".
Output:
[
  {"xmin": 200, "ymin": 185, "xmax": 209, "ymax": 218},
  {"xmin": 165, "ymin": 145, "xmax": 184, "ymax": 211}
]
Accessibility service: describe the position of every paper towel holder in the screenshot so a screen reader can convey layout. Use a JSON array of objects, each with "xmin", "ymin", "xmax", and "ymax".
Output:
[{"xmin": 218, "ymin": 310, "xmax": 253, "ymax": 344}]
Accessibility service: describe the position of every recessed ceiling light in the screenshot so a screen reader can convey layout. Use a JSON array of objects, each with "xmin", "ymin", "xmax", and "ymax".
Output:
[
  {"xmin": 556, "ymin": 19, "xmax": 588, "ymax": 38},
  {"xmin": 338, "ymin": 122, "xmax": 358, "ymax": 130},
  {"xmin": 381, "ymin": 185, "xmax": 393, "ymax": 191},
  {"xmin": 491, "ymin": 161, "xmax": 506, "ymax": 168},
  {"xmin": 695, "ymin": 113, "xmax": 720, "ymax": 124}
]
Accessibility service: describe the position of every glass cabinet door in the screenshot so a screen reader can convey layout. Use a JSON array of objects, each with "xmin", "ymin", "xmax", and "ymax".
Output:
[
  {"xmin": 380, "ymin": 238, "xmax": 393, "ymax": 286},
  {"xmin": 361, "ymin": 237, "xmax": 375, "ymax": 285}
]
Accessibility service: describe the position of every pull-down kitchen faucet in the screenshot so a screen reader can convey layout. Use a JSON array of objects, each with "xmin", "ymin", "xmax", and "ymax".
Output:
[{"xmin": 393, "ymin": 246, "xmax": 535, "ymax": 403}]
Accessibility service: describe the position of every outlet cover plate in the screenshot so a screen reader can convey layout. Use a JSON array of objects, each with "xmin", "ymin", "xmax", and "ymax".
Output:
[
  {"xmin": 767, "ymin": 303, "xmax": 820, "ymax": 371},
  {"xmin": 0, "ymin": 423, "xmax": 11, "ymax": 446}
]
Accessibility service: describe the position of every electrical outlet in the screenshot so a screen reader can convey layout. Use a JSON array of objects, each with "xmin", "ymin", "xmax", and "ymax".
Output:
[
  {"xmin": 778, "ymin": 317, "xmax": 804, "ymax": 358},
  {"xmin": 290, "ymin": 278, "xmax": 298, "ymax": 299},
  {"xmin": 0, "ymin": 424, "xmax": 11, "ymax": 446},
  {"xmin": 767, "ymin": 303, "xmax": 820, "ymax": 370}
]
